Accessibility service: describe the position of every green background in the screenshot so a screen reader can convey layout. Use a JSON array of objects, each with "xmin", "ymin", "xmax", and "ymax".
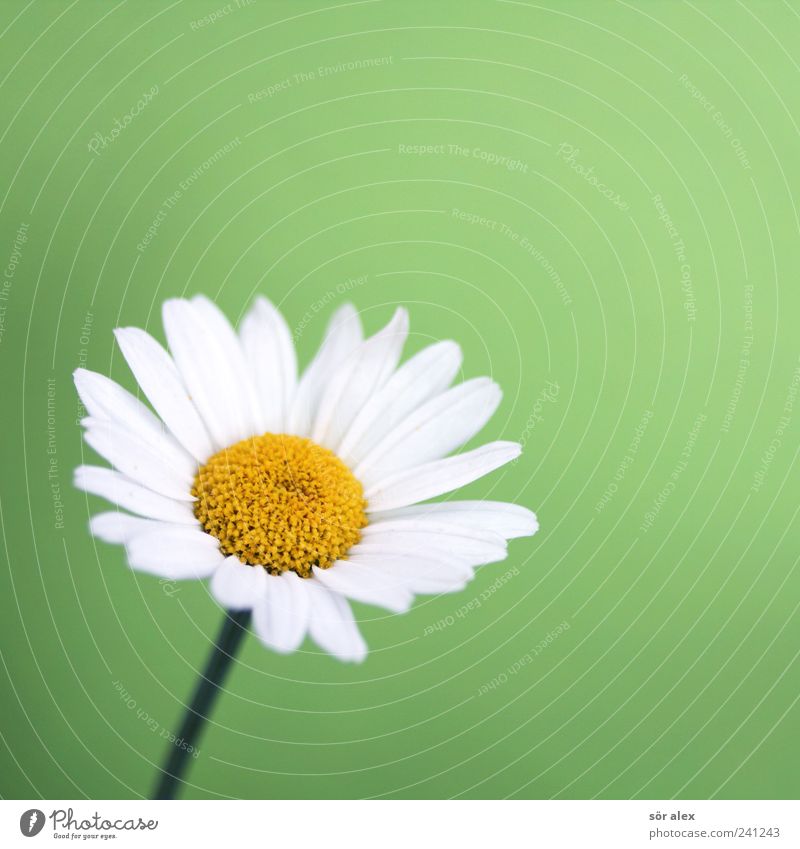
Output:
[{"xmin": 1, "ymin": 0, "xmax": 799, "ymax": 800}]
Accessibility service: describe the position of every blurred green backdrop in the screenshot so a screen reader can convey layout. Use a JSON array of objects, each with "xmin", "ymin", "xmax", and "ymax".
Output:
[{"xmin": 1, "ymin": 0, "xmax": 799, "ymax": 800}]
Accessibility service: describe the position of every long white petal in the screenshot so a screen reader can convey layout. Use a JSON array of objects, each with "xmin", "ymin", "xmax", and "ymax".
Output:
[
  {"xmin": 311, "ymin": 308, "xmax": 409, "ymax": 450},
  {"xmin": 252, "ymin": 571, "xmax": 310, "ymax": 654},
  {"xmin": 365, "ymin": 441, "xmax": 521, "ymax": 512},
  {"xmin": 191, "ymin": 294, "xmax": 263, "ymax": 427},
  {"xmin": 338, "ymin": 340, "xmax": 462, "ymax": 465},
  {"xmin": 356, "ymin": 377, "xmax": 502, "ymax": 484},
  {"xmin": 346, "ymin": 551, "xmax": 470, "ymax": 595},
  {"xmin": 312, "ymin": 562, "xmax": 413, "ymax": 613},
  {"xmin": 288, "ymin": 303, "xmax": 363, "ymax": 437},
  {"xmin": 162, "ymin": 297, "xmax": 258, "ymax": 447},
  {"xmin": 360, "ymin": 520, "xmax": 507, "ymax": 566},
  {"xmin": 82, "ymin": 418, "xmax": 195, "ymax": 501},
  {"xmin": 239, "ymin": 296, "xmax": 298, "ymax": 433},
  {"xmin": 114, "ymin": 327, "xmax": 214, "ymax": 462},
  {"xmin": 126, "ymin": 526, "xmax": 223, "ymax": 580},
  {"xmin": 370, "ymin": 500, "xmax": 539, "ymax": 539},
  {"xmin": 210, "ymin": 556, "xmax": 267, "ymax": 610},
  {"xmin": 305, "ymin": 580, "xmax": 367, "ymax": 662},
  {"xmin": 348, "ymin": 543, "xmax": 474, "ymax": 581},
  {"xmin": 89, "ymin": 512, "xmax": 170, "ymax": 544},
  {"xmin": 74, "ymin": 465, "xmax": 197, "ymax": 524},
  {"xmin": 74, "ymin": 368, "xmax": 169, "ymax": 446}
]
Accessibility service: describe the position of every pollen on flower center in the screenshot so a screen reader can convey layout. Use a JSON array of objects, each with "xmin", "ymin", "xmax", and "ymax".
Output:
[{"xmin": 192, "ymin": 433, "xmax": 367, "ymax": 577}]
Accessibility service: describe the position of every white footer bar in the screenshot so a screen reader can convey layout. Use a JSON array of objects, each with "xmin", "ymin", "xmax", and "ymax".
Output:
[{"xmin": 3, "ymin": 799, "xmax": 796, "ymax": 847}]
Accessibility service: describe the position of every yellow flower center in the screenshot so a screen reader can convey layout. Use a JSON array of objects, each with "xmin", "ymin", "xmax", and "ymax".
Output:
[{"xmin": 192, "ymin": 433, "xmax": 367, "ymax": 577}]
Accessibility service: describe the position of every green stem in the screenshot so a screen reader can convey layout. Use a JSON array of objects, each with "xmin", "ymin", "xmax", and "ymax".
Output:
[{"xmin": 153, "ymin": 609, "xmax": 251, "ymax": 800}]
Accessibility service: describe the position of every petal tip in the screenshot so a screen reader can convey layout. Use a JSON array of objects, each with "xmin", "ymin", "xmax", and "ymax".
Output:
[{"xmin": 503, "ymin": 441, "xmax": 523, "ymax": 459}]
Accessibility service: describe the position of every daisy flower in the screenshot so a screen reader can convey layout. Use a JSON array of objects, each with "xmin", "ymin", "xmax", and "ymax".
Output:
[{"xmin": 75, "ymin": 295, "xmax": 537, "ymax": 664}]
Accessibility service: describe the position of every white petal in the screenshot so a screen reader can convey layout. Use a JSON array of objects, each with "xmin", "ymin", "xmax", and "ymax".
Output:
[
  {"xmin": 305, "ymin": 580, "xmax": 367, "ymax": 662},
  {"xmin": 239, "ymin": 296, "xmax": 298, "ymax": 433},
  {"xmin": 346, "ymin": 550, "xmax": 471, "ymax": 594},
  {"xmin": 252, "ymin": 571, "xmax": 310, "ymax": 654},
  {"xmin": 312, "ymin": 562, "xmax": 413, "ymax": 613},
  {"xmin": 350, "ymin": 540, "xmax": 475, "ymax": 570},
  {"xmin": 74, "ymin": 370, "xmax": 197, "ymax": 484},
  {"xmin": 162, "ymin": 297, "xmax": 259, "ymax": 447},
  {"xmin": 126, "ymin": 526, "xmax": 223, "ymax": 580},
  {"xmin": 365, "ymin": 441, "xmax": 522, "ymax": 512},
  {"xmin": 356, "ymin": 377, "xmax": 502, "ymax": 485},
  {"xmin": 311, "ymin": 308, "xmax": 409, "ymax": 450},
  {"xmin": 371, "ymin": 500, "xmax": 539, "ymax": 539},
  {"xmin": 360, "ymin": 520, "xmax": 507, "ymax": 566},
  {"xmin": 338, "ymin": 340, "xmax": 462, "ymax": 465},
  {"xmin": 89, "ymin": 512, "xmax": 168, "ymax": 544},
  {"xmin": 82, "ymin": 418, "xmax": 195, "ymax": 501},
  {"xmin": 191, "ymin": 294, "xmax": 264, "ymax": 425},
  {"xmin": 114, "ymin": 327, "xmax": 214, "ymax": 462},
  {"xmin": 74, "ymin": 465, "xmax": 197, "ymax": 524},
  {"xmin": 288, "ymin": 303, "xmax": 363, "ymax": 437},
  {"xmin": 210, "ymin": 555, "xmax": 267, "ymax": 610},
  {"xmin": 74, "ymin": 368, "xmax": 168, "ymax": 446}
]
